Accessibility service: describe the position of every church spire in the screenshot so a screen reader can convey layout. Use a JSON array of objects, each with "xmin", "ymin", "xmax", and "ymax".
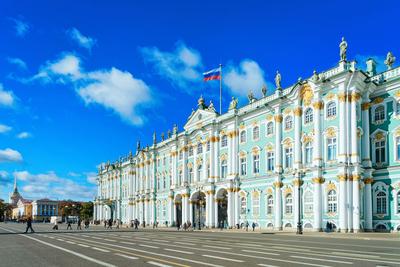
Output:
[{"xmin": 13, "ymin": 176, "xmax": 18, "ymax": 193}]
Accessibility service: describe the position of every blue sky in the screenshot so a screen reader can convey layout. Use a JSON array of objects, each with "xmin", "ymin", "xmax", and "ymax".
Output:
[{"xmin": 0, "ymin": 0, "xmax": 398, "ymax": 201}]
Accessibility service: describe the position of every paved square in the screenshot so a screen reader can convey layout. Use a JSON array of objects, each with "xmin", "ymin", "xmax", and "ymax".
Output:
[{"xmin": 1, "ymin": 223, "xmax": 400, "ymax": 267}]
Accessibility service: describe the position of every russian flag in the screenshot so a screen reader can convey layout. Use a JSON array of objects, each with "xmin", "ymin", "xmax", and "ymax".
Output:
[{"xmin": 203, "ymin": 68, "xmax": 221, "ymax": 81}]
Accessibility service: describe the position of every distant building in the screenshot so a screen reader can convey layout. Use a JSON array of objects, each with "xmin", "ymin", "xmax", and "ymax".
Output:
[
  {"xmin": 9, "ymin": 177, "xmax": 22, "ymax": 206},
  {"xmin": 12, "ymin": 199, "xmax": 32, "ymax": 220},
  {"xmin": 32, "ymin": 199, "xmax": 59, "ymax": 221}
]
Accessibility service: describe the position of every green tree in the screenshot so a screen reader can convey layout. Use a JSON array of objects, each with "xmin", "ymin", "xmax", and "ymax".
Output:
[{"xmin": 80, "ymin": 202, "xmax": 93, "ymax": 219}]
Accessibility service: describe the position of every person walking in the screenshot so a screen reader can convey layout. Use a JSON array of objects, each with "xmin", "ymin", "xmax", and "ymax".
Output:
[
  {"xmin": 85, "ymin": 219, "xmax": 89, "ymax": 229},
  {"xmin": 24, "ymin": 217, "xmax": 35, "ymax": 233},
  {"xmin": 176, "ymin": 221, "xmax": 180, "ymax": 231},
  {"xmin": 77, "ymin": 218, "xmax": 82, "ymax": 230},
  {"xmin": 245, "ymin": 221, "xmax": 249, "ymax": 232},
  {"xmin": 66, "ymin": 220, "xmax": 72, "ymax": 230},
  {"xmin": 252, "ymin": 222, "xmax": 256, "ymax": 231},
  {"xmin": 107, "ymin": 218, "xmax": 112, "ymax": 229},
  {"xmin": 52, "ymin": 219, "xmax": 58, "ymax": 230},
  {"xmin": 116, "ymin": 219, "xmax": 120, "ymax": 229},
  {"xmin": 104, "ymin": 220, "xmax": 107, "ymax": 229}
]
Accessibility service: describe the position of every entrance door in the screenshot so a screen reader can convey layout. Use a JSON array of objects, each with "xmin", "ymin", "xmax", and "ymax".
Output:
[
  {"xmin": 218, "ymin": 199, "xmax": 228, "ymax": 227},
  {"xmin": 175, "ymin": 204, "xmax": 182, "ymax": 226}
]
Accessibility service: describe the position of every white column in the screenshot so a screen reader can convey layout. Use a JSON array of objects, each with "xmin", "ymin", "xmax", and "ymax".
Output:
[
  {"xmin": 294, "ymin": 106, "xmax": 302, "ymax": 170},
  {"xmin": 364, "ymin": 178, "xmax": 373, "ymax": 231},
  {"xmin": 352, "ymin": 174, "xmax": 360, "ymax": 232},
  {"xmin": 338, "ymin": 174, "xmax": 348, "ymax": 232},
  {"xmin": 234, "ymin": 189, "xmax": 240, "ymax": 227},
  {"xmin": 144, "ymin": 199, "xmax": 149, "ymax": 225},
  {"xmin": 313, "ymin": 100, "xmax": 323, "ymax": 166},
  {"xmin": 338, "ymin": 90, "xmax": 347, "ymax": 163},
  {"xmin": 347, "ymin": 172, "xmax": 353, "ymax": 231},
  {"xmin": 274, "ymin": 113, "xmax": 282, "ymax": 174},
  {"xmin": 209, "ymin": 134, "xmax": 215, "ymax": 183},
  {"xmin": 168, "ymin": 195, "xmax": 174, "ymax": 226},
  {"xmin": 227, "ymin": 188, "xmax": 233, "ymax": 227},
  {"xmin": 189, "ymin": 200, "xmax": 193, "ymax": 224},
  {"xmin": 214, "ymin": 199, "xmax": 219, "ymax": 227},
  {"xmin": 350, "ymin": 91, "xmax": 360, "ymax": 163},
  {"xmin": 312, "ymin": 178, "xmax": 323, "ymax": 231},
  {"xmin": 361, "ymin": 99, "xmax": 372, "ymax": 167},
  {"xmin": 214, "ymin": 134, "xmax": 220, "ymax": 182},
  {"xmin": 293, "ymin": 177, "xmax": 301, "ymax": 228},
  {"xmin": 205, "ymin": 191, "xmax": 210, "ymax": 227},
  {"xmin": 274, "ymin": 182, "xmax": 282, "ymax": 230}
]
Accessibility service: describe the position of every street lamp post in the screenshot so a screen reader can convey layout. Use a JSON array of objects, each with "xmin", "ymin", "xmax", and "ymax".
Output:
[{"xmin": 296, "ymin": 171, "xmax": 303, "ymax": 235}]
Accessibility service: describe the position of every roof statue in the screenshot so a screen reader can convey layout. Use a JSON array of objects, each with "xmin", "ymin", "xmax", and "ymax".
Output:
[
  {"xmin": 228, "ymin": 96, "xmax": 238, "ymax": 110},
  {"xmin": 153, "ymin": 132, "xmax": 157, "ymax": 144},
  {"xmin": 197, "ymin": 95, "xmax": 207, "ymax": 110},
  {"xmin": 167, "ymin": 129, "xmax": 171, "ymax": 138},
  {"xmin": 173, "ymin": 124, "xmax": 178, "ymax": 135},
  {"xmin": 129, "ymin": 150, "xmax": 133, "ymax": 158},
  {"xmin": 261, "ymin": 84, "xmax": 267, "ymax": 97},
  {"xmin": 339, "ymin": 37, "xmax": 348, "ymax": 62},
  {"xmin": 311, "ymin": 70, "xmax": 320, "ymax": 82},
  {"xmin": 208, "ymin": 100, "xmax": 216, "ymax": 112},
  {"xmin": 247, "ymin": 90, "xmax": 256, "ymax": 103},
  {"xmin": 136, "ymin": 140, "xmax": 141, "ymax": 151},
  {"xmin": 384, "ymin": 52, "xmax": 396, "ymax": 70},
  {"xmin": 275, "ymin": 71, "xmax": 282, "ymax": 89},
  {"xmin": 161, "ymin": 132, "xmax": 165, "ymax": 141},
  {"xmin": 189, "ymin": 108, "xmax": 195, "ymax": 118}
]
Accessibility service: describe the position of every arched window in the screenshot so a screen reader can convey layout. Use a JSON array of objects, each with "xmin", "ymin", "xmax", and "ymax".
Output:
[
  {"xmin": 305, "ymin": 142, "xmax": 313, "ymax": 165},
  {"xmin": 253, "ymin": 154, "xmax": 260, "ymax": 173},
  {"xmin": 375, "ymin": 139, "xmax": 386, "ymax": 164},
  {"xmin": 304, "ymin": 191, "xmax": 313, "ymax": 213},
  {"xmin": 285, "ymin": 194, "xmax": 293, "ymax": 214},
  {"xmin": 240, "ymin": 194, "xmax": 247, "ymax": 215},
  {"xmin": 197, "ymin": 164, "xmax": 202, "ymax": 180},
  {"xmin": 326, "ymin": 102, "xmax": 336, "ymax": 118},
  {"xmin": 197, "ymin": 143, "xmax": 203, "ymax": 154},
  {"xmin": 376, "ymin": 191, "xmax": 387, "ymax": 214},
  {"xmin": 327, "ymin": 137, "xmax": 337, "ymax": 161},
  {"xmin": 252, "ymin": 193, "xmax": 260, "ymax": 216},
  {"xmin": 327, "ymin": 190, "xmax": 337, "ymax": 213},
  {"xmin": 304, "ymin": 108, "xmax": 313, "ymax": 124},
  {"xmin": 284, "ymin": 116, "xmax": 293, "ymax": 130},
  {"xmin": 221, "ymin": 135, "xmax": 228, "ymax": 147},
  {"xmin": 267, "ymin": 195, "xmax": 274, "ymax": 215},
  {"xmin": 221, "ymin": 160, "xmax": 227, "ymax": 179},
  {"xmin": 240, "ymin": 157, "xmax": 247, "ymax": 176},
  {"xmin": 374, "ymin": 105, "xmax": 385, "ymax": 121},
  {"xmin": 253, "ymin": 126, "xmax": 260, "ymax": 140},
  {"xmin": 240, "ymin": 131, "xmax": 246, "ymax": 143},
  {"xmin": 267, "ymin": 151, "xmax": 274, "ymax": 171},
  {"xmin": 266, "ymin": 122, "xmax": 274, "ymax": 135},
  {"xmin": 188, "ymin": 168, "xmax": 193, "ymax": 184}
]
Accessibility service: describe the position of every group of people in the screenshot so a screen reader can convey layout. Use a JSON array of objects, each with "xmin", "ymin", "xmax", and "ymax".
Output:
[{"xmin": 53, "ymin": 217, "xmax": 90, "ymax": 231}]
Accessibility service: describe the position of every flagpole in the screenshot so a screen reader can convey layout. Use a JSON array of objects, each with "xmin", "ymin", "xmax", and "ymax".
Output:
[{"xmin": 219, "ymin": 64, "xmax": 222, "ymax": 114}]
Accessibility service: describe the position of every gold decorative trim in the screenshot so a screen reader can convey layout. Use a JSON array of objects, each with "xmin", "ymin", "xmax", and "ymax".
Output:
[
  {"xmin": 312, "ymin": 177, "xmax": 325, "ymax": 184},
  {"xmin": 364, "ymin": 177, "xmax": 374, "ymax": 184},
  {"xmin": 274, "ymin": 114, "xmax": 283, "ymax": 123},
  {"xmin": 372, "ymin": 97, "xmax": 384, "ymax": 104},
  {"xmin": 338, "ymin": 92, "xmax": 346, "ymax": 102},
  {"xmin": 292, "ymin": 179, "xmax": 303, "ymax": 187},
  {"xmin": 300, "ymin": 83, "xmax": 314, "ymax": 106},
  {"xmin": 312, "ymin": 101, "xmax": 324, "ymax": 110},
  {"xmin": 350, "ymin": 91, "xmax": 361, "ymax": 102},
  {"xmin": 273, "ymin": 181, "xmax": 283, "ymax": 188},
  {"xmin": 337, "ymin": 174, "xmax": 347, "ymax": 181},
  {"xmin": 293, "ymin": 107, "xmax": 303, "ymax": 117}
]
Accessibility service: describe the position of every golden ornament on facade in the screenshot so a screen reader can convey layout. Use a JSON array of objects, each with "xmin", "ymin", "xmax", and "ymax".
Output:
[
  {"xmin": 375, "ymin": 132, "xmax": 385, "ymax": 141},
  {"xmin": 337, "ymin": 92, "xmax": 346, "ymax": 102},
  {"xmin": 293, "ymin": 106, "xmax": 303, "ymax": 117},
  {"xmin": 350, "ymin": 91, "xmax": 361, "ymax": 102},
  {"xmin": 239, "ymin": 124, "xmax": 245, "ymax": 129},
  {"xmin": 282, "ymin": 138, "xmax": 293, "ymax": 148},
  {"xmin": 300, "ymin": 83, "xmax": 314, "ymax": 106},
  {"xmin": 266, "ymin": 188, "xmax": 273, "ymax": 194},
  {"xmin": 266, "ymin": 114, "xmax": 273, "ymax": 121},
  {"xmin": 337, "ymin": 174, "xmax": 347, "ymax": 181},
  {"xmin": 364, "ymin": 177, "xmax": 374, "ymax": 184},
  {"xmin": 361, "ymin": 102, "xmax": 370, "ymax": 110},
  {"xmin": 292, "ymin": 179, "xmax": 303, "ymax": 187},
  {"xmin": 325, "ymin": 92, "xmax": 336, "ymax": 101},
  {"xmin": 284, "ymin": 187, "xmax": 292, "ymax": 196},
  {"xmin": 312, "ymin": 101, "xmax": 324, "ymax": 110},
  {"xmin": 312, "ymin": 177, "xmax": 325, "ymax": 184},
  {"xmin": 274, "ymin": 114, "xmax": 283, "ymax": 123},
  {"xmin": 273, "ymin": 181, "xmax": 283, "ymax": 188},
  {"xmin": 265, "ymin": 143, "xmax": 273, "ymax": 151},
  {"xmin": 325, "ymin": 127, "xmax": 336, "ymax": 138},
  {"xmin": 372, "ymin": 97, "xmax": 384, "ymax": 104},
  {"xmin": 283, "ymin": 108, "xmax": 292, "ymax": 115},
  {"xmin": 326, "ymin": 182, "xmax": 337, "ymax": 191},
  {"xmin": 352, "ymin": 174, "xmax": 361, "ymax": 181},
  {"xmin": 251, "ymin": 147, "xmax": 260, "ymax": 155},
  {"xmin": 239, "ymin": 151, "xmax": 247, "ymax": 157},
  {"xmin": 251, "ymin": 191, "xmax": 260, "ymax": 197},
  {"xmin": 220, "ymin": 153, "xmax": 228, "ymax": 160}
]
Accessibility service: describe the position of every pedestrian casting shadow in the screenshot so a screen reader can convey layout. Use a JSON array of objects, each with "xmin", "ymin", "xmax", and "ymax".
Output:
[{"xmin": 0, "ymin": 229, "xmax": 221, "ymax": 235}]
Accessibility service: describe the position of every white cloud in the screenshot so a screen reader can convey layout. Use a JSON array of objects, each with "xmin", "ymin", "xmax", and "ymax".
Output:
[
  {"xmin": 85, "ymin": 172, "xmax": 98, "ymax": 184},
  {"xmin": 34, "ymin": 53, "xmax": 83, "ymax": 83},
  {"xmin": 16, "ymin": 132, "xmax": 31, "ymax": 139},
  {"xmin": 0, "ymin": 83, "xmax": 16, "ymax": 107},
  {"xmin": 0, "ymin": 170, "xmax": 12, "ymax": 185},
  {"xmin": 7, "ymin": 57, "xmax": 28, "ymax": 70},
  {"xmin": 140, "ymin": 43, "xmax": 203, "ymax": 91},
  {"xmin": 0, "ymin": 124, "xmax": 12, "ymax": 133},
  {"xmin": 223, "ymin": 59, "xmax": 267, "ymax": 98},
  {"xmin": 78, "ymin": 68, "xmax": 151, "ymax": 125},
  {"xmin": 13, "ymin": 171, "xmax": 95, "ymax": 200},
  {"xmin": 67, "ymin": 27, "xmax": 97, "ymax": 52},
  {"xmin": 28, "ymin": 53, "xmax": 152, "ymax": 125},
  {"xmin": 0, "ymin": 148, "xmax": 23, "ymax": 163},
  {"xmin": 9, "ymin": 17, "xmax": 30, "ymax": 37}
]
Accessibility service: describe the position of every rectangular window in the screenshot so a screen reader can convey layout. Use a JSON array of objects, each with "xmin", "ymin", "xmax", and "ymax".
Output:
[
  {"xmin": 327, "ymin": 138, "xmax": 337, "ymax": 161},
  {"xmin": 240, "ymin": 158, "xmax": 247, "ymax": 176},
  {"xmin": 253, "ymin": 196, "xmax": 260, "ymax": 216},
  {"xmin": 375, "ymin": 140, "xmax": 386, "ymax": 164},
  {"xmin": 285, "ymin": 147, "xmax": 293, "ymax": 168},
  {"xmin": 267, "ymin": 152, "xmax": 274, "ymax": 171},
  {"xmin": 253, "ymin": 154, "xmax": 260, "ymax": 174}
]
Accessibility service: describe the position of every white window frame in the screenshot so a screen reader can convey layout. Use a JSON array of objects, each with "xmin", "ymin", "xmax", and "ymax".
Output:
[
  {"xmin": 240, "ymin": 156, "xmax": 247, "ymax": 176},
  {"xmin": 266, "ymin": 121, "xmax": 274, "ymax": 136},
  {"xmin": 221, "ymin": 159, "xmax": 227, "ymax": 179},
  {"xmin": 285, "ymin": 193, "xmax": 293, "ymax": 214},
  {"xmin": 326, "ymin": 101, "xmax": 337, "ymax": 119},
  {"xmin": 253, "ymin": 126, "xmax": 260, "ymax": 141},
  {"xmin": 395, "ymin": 135, "xmax": 400, "ymax": 162},
  {"xmin": 395, "ymin": 190, "xmax": 400, "ymax": 215},
  {"xmin": 303, "ymin": 190, "xmax": 313, "ymax": 214},
  {"xmin": 240, "ymin": 130, "xmax": 247, "ymax": 143},
  {"xmin": 197, "ymin": 143, "xmax": 203, "ymax": 154},
  {"xmin": 373, "ymin": 182, "xmax": 389, "ymax": 216},
  {"xmin": 304, "ymin": 141, "xmax": 313, "ymax": 166},
  {"xmin": 266, "ymin": 195, "xmax": 274, "ymax": 215},
  {"xmin": 221, "ymin": 135, "xmax": 228, "ymax": 148},
  {"xmin": 252, "ymin": 193, "xmax": 260, "ymax": 217},
  {"xmin": 284, "ymin": 147, "xmax": 293, "ymax": 169},
  {"xmin": 372, "ymin": 104, "xmax": 386, "ymax": 123},
  {"xmin": 371, "ymin": 131, "xmax": 388, "ymax": 166},
  {"xmin": 327, "ymin": 190, "xmax": 337, "ymax": 213},
  {"xmin": 240, "ymin": 193, "xmax": 247, "ymax": 216},
  {"xmin": 304, "ymin": 107, "xmax": 313, "ymax": 124},
  {"xmin": 284, "ymin": 116, "xmax": 293, "ymax": 131},
  {"xmin": 267, "ymin": 151, "xmax": 274, "ymax": 171},
  {"xmin": 253, "ymin": 154, "xmax": 260, "ymax": 174},
  {"xmin": 326, "ymin": 137, "xmax": 337, "ymax": 161}
]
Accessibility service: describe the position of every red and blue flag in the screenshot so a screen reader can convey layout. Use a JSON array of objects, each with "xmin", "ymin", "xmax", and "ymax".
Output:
[{"xmin": 203, "ymin": 68, "xmax": 221, "ymax": 81}]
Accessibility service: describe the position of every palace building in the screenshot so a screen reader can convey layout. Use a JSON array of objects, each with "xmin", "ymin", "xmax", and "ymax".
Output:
[{"xmin": 94, "ymin": 40, "xmax": 400, "ymax": 232}]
